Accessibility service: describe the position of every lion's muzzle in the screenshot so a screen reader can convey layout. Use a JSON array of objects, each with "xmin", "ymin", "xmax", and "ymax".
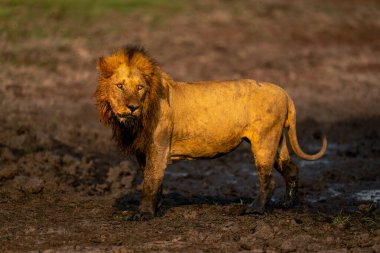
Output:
[
  {"xmin": 116, "ymin": 112, "xmax": 137, "ymax": 124},
  {"xmin": 127, "ymin": 104, "xmax": 140, "ymax": 113}
]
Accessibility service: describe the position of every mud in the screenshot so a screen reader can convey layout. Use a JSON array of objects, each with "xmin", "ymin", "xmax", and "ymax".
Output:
[{"xmin": 1, "ymin": 0, "xmax": 379, "ymax": 252}]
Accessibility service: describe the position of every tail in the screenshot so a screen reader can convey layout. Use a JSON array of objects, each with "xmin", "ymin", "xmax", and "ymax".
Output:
[{"xmin": 285, "ymin": 95, "xmax": 327, "ymax": 161}]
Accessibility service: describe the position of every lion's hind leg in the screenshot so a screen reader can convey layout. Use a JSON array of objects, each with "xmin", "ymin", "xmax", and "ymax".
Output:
[
  {"xmin": 274, "ymin": 132, "xmax": 299, "ymax": 208},
  {"xmin": 243, "ymin": 124, "xmax": 283, "ymax": 214}
]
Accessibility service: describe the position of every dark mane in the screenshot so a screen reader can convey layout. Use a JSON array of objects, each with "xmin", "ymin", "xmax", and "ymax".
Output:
[
  {"xmin": 123, "ymin": 45, "xmax": 146, "ymax": 60},
  {"xmin": 95, "ymin": 45, "xmax": 165, "ymax": 155}
]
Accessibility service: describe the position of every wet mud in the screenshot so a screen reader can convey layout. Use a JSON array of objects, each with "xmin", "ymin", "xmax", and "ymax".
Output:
[{"xmin": 1, "ymin": 0, "xmax": 379, "ymax": 252}]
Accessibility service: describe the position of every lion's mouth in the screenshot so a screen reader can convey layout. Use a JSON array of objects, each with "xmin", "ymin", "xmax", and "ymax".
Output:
[{"xmin": 117, "ymin": 114, "xmax": 137, "ymax": 125}]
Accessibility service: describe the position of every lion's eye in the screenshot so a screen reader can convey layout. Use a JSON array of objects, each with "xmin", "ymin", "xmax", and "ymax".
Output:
[
  {"xmin": 137, "ymin": 85, "xmax": 144, "ymax": 91},
  {"xmin": 116, "ymin": 83, "xmax": 123, "ymax": 89}
]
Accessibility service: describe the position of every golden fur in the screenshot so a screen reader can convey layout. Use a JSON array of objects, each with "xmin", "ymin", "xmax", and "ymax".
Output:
[
  {"xmin": 95, "ymin": 46, "xmax": 327, "ymax": 220},
  {"xmin": 96, "ymin": 46, "xmax": 165, "ymax": 154}
]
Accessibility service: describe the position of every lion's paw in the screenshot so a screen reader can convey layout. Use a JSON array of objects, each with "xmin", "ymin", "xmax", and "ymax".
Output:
[
  {"xmin": 242, "ymin": 204, "xmax": 266, "ymax": 215},
  {"xmin": 278, "ymin": 196, "xmax": 298, "ymax": 209},
  {"xmin": 125, "ymin": 211, "xmax": 155, "ymax": 221}
]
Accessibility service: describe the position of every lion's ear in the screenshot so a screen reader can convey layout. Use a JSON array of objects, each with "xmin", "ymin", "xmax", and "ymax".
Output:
[{"xmin": 97, "ymin": 57, "xmax": 113, "ymax": 78}]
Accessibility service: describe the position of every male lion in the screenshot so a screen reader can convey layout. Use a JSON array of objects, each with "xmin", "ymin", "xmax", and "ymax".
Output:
[{"xmin": 95, "ymin": 45, "xmax": 327, "ymax": 220}]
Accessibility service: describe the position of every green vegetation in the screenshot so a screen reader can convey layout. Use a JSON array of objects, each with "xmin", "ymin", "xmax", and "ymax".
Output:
[
  {"xmin": 1, "ymin": 0, "xmax": 185, "ymax": 17},
  {"xmin": 361, "ymin": 216, "xmax": 378, "ymax": 228},
  {"xmin": 0, "ymin": 0, "xmax": 186, "ymax": 39},
  {"xmin": 332, "ymin": 211, "xmax": 350, "ymax": 228}
]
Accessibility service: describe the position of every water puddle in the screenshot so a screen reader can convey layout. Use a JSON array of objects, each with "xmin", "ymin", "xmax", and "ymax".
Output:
[
  {"xmin": 166, "ymin": 171, "xmax": 189, "ymax": 178},
  {"xmin": 328, "ymin": 186, "xmax": 342, "ymax": 198},
  {"xmin": 305, "ymin": 184, "xmax": 343, "ymax": 203},
  {"xmin": 296, "ymin": 143, "xmax": 341, "ymax": 168},
  {"xmin": 238, "ymin": 163, "xmax": 257, "ymax": 176},
  {"xmin": 298, "ymin": 158, "xmax": 331, "ymax": 167},
  {"xmin": 299, "ymin": 142, "xmax": 353, "ymax": 168},
  {"xmin": 305, "ymin": 186, "xmax": 380, "ymax": 204},
  {"xmin": 355, "ymin": 189, "xmax": 380, "ymax": 203}
]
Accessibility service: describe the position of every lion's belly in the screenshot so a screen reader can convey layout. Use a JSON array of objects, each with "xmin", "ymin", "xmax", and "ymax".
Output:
[
  {"xmin": 170, "ymin": 111, "xmax": 247, "ymax": 160},
  {"xmin": 170, "ymin": 137, "xmax": 243, "ymax": 160},
  {"xmin": 168, "ymin": 80, "xmax": 288, "ymax": 160}
]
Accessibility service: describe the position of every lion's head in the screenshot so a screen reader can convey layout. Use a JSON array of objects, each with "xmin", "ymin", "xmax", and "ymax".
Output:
[{"xmin": 95, "ymin": 45, "xmax": 164, "ymax": 154}]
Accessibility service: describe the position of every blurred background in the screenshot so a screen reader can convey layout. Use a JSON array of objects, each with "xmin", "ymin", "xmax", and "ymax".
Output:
[{"xmin": 0, "ymin": 1, "xmax": 379, "ymax": 251}]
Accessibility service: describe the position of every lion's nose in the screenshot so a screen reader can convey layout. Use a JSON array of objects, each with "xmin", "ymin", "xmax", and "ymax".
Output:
[{"xmin": 127, "ymin": 104, "xmax": 140, "ymax": 112}]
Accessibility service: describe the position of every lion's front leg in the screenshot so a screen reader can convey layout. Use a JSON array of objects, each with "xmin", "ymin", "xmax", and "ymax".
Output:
[
  {"xmin": 127, "ymin": 145, "xmax": 169, "ymax": 221},
  {"xmin": 131, "ymin": 153, "xmax": 146, "ymax": 190}
]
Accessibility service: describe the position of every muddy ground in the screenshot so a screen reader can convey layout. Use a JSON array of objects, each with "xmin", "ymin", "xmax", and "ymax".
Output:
[{"xmin": 1, "ymin": 0, "xmax": 380, "ymax": 252}]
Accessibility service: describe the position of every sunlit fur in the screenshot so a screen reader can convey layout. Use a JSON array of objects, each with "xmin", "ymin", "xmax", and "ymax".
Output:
[
  {"xmin": 95, "ymin": 45, "xmax": 327, "ymax": 219},
  {"xmin": 95, "ymin": 46, "xmax": 166, "ymax": 154}
]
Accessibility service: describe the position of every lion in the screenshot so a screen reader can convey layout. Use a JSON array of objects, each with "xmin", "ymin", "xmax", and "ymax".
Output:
[{"xmin": 95, "ymin": 45, "xmax": 327, "ymax": 220}]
